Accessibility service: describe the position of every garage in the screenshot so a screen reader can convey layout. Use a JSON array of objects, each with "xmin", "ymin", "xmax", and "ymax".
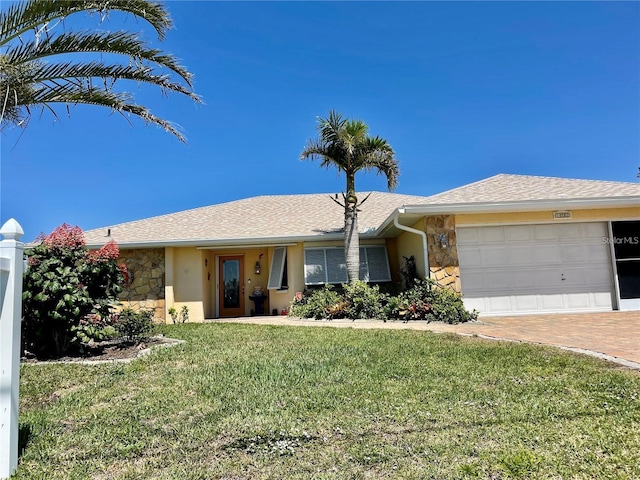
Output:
[{"xmin": 457, "ymin": 222, "xmax": 615, "ymax": 315}]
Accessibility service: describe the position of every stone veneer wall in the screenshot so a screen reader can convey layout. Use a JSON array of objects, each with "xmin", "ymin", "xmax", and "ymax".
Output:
[
  {"xmin": 118, "ymin": 248, "xmax": 166, "ymax": 322},
  {"xmin": 425, "ymin": 215, "xmax": 461, "ymax": 293}
]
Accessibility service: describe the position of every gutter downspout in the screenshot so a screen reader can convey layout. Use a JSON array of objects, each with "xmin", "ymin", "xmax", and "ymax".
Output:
[{"xmin": 394, "ymin": 209, "xmax": 430, "ymax": 279}]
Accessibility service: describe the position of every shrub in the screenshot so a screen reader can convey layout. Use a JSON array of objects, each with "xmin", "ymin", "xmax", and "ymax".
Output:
[
  {"xmin": 71, "ymin": 313, "xmax": 118, "ymax": 344},
  {"xmin": 395, "ymin": 278, "xmax": 477, "ymax": 324},
  {"xmin": 429, "ymin": 282, "xmax": 478, "ymax": 324},
  {"xmin": 289, "ymin": 278, "xmax": 477, "ymax": 325},
  {"xmin": 168, "ymin": 305, "xmax": 189, "ymax": 323},
  {"xmin": 22, "ymin": 224, "xmax": 125, "ymax": 357},
  {"xmin": 289, "ymin": 285, "xmax": 343, "ymax": 320},
  {"xmin": 180, "ymin": 305, "xmax": 190, "ymax": 323},
  {"xmin": 342, "ymin": 281, "xmax": 389, "ymax": 320},
  {"xmin": 114, "ymin": 308, "xmax": 155, "ymax": 345}
]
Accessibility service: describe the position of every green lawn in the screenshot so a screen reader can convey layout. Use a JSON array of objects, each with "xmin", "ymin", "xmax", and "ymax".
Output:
[{"xmin": 16, "ymin": 323, "xmax": 640, "ymax": 479}]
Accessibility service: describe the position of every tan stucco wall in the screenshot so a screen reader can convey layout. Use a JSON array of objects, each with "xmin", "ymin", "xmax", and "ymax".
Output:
[
  {"xmin": 170, "ymin": 247, "xmax": 205, "ymax": 323},
  {"xmin": 202, "ymin": 250, "xmax": 213, "ymax": 318},
  {"xmin": 118, "ymin": 248, "xmax": 166, "ymax": 322},
  {"xmin": 245, "ymin": 247, "xmax": 269, "ymax": 315},
  {"xmin": 386, "ymin": 238, "xmax": 401, "ymax": 283},
  {"xmin": 164, "ymin": 247, "xmax": 175, "ymax": 323},
  {"xmin": 395, "ymin": 219, "xmax": 428, "ymax": 279},
  {"xmin": 455, "ymin": 207, "xmax": 640, "ymax": 226}
]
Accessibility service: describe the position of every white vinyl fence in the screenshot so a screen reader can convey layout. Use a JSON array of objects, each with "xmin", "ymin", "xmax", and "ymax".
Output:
[{"xmin": 0, "ymin": 219, "xmax": 24, "ymax": 479}]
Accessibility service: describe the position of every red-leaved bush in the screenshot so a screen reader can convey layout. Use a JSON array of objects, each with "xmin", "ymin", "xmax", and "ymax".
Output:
[
  {"xmin": 43, "ymin": 223, "xmax": 85, "ymax": 250},
  {"xmin": 86, "ymin": 240, "xmax": 120, "ymax": 263},
  {"xmin": 22, "ymin": 224, "xmax": 127, "ymax": 357}
]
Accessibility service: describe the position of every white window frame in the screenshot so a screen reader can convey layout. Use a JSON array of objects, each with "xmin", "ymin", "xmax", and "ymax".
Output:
[
  {"xmin": 304, "ymin": 246, "xmax": 391, "ymax": 285},
  {"xmin": 267, "ymin": 247, "xmax": 288, "ymax": 290}
]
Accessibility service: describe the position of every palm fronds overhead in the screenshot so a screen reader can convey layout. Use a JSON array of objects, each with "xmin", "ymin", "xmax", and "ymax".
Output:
[{"xmin": 0, "ymin": 0, "xmax": 202, "ymax": 142}]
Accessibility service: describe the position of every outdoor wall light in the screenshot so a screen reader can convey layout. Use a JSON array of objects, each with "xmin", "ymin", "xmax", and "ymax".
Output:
[
  {"xmin": 255, "ymin": 253, "xmax": 264, "ymax": 275},
  {"xmin": 438, "ymin": 233, "xmax": 449, "ymax": 249}
]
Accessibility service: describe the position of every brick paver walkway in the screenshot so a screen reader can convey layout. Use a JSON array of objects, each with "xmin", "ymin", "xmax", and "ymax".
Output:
[{"xmin": 214, "ymin": 311, "xmax": 640, "ymax": 369}]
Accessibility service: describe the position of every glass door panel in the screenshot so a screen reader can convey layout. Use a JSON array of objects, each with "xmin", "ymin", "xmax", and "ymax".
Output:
[{"xmin": 219, "ymin": 256, "xmax": 244, "ymax": 317}]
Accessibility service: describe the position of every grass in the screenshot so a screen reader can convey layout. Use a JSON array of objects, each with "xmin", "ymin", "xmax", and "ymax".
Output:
[{"xmin": 15, "ymin": 323, "xmax": 640, "ymax": 479}]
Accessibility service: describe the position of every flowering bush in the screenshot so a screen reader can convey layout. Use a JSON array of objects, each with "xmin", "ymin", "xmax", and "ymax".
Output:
[{"xmin": 22, "ymin": 224, "xmax": 126, "ymax": 357}]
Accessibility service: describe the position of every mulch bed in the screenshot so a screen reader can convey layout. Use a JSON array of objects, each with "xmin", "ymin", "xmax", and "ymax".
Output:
[{"xmin": 22, "ymin": 335, "xmax": 182, "ymax": 364}]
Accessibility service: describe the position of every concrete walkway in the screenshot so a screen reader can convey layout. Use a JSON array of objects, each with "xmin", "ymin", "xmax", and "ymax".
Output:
[{"xmin": 213, "ymin": 311, "xmax": 640, "ymax": 370}]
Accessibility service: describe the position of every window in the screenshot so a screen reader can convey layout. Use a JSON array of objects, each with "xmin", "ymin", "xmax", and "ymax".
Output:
[
  {"xmin": 268, "ymin": 247, "xmax": 288, "ymax": 290},
  {"xmin": 304, "ymin": 246, "xmax": 391, "ymax": 285}
]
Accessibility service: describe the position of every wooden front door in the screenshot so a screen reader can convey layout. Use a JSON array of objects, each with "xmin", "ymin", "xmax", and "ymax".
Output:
[{"xmin": 219, "ymin": 255, "xmax": 245, "ymax": 317}]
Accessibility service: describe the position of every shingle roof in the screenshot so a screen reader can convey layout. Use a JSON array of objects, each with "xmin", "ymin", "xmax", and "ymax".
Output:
[
  {"xmin": 84, "ymin": 191, "xmax": 430, "ymax": 247},
  {"xmin": 422, "ymin": 174, "xmax": 640, "ymax": 205},
  {"xmin": 84, "ymin": 174, "xmax": 640, "ymax": 247}
]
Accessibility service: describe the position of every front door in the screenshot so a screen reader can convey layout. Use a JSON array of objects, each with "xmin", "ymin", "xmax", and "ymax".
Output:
[{"xmin": 219, "ymin": 255, "xmax": 245, "ymax": 317}]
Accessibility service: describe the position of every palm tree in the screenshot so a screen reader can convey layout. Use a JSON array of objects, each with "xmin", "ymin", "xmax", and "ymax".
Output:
[
  {"xmin": 0, "ymin": 0, "xmax": 201, "ymax": 142},
  {"xmin": 301, "ymin": 110, "xmax": 399, "ymax": 283}
]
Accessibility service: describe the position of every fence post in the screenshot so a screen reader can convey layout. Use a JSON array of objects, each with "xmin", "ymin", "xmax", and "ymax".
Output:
[{"xmin": 0, "ymin": 219, "xmax": 24, "ymax": 480}]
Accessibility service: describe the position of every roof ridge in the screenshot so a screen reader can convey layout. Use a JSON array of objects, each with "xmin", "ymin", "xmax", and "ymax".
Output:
[
  {"xmin": 424, "ymin": 174, "xmax": 505, "ymax": 198},
  {"xmin": 495, "ymin": 173, "xmax": 640, "ymax": 186}
]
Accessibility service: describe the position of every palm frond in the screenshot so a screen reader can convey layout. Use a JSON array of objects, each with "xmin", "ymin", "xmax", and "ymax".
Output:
[
  {"xmin": 6, "ymin": 30, "xmax": 195, "ymax": 87},
  {"xmin": 21, "ymin": 83, "xmax": 187, "ymax": 142},
  {"xmin": 301, "ymin": 110, "xmax": 400, "ymax": 191},
  {"xmin": 0, "ymin": 0, "xmax": 171, "ymax": 46},
  {"xmin": 300, "ymin": 139, "xmax": 349, "ymax": 172},
  {"xmin": 11, "ymin": 61, "xmax": 199, "ymax": 101},
  {"xmin": 0, "ymin": 0, "xmax": 200, "ymax": 142}
]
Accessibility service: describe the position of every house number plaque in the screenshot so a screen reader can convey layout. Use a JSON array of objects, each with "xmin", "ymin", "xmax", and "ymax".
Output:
[{"xmin": 553, "ymin": 211, "xmax": 572, "ymax": 219}]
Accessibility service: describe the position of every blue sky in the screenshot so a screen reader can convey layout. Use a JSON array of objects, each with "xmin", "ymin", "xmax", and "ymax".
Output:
[{"xmin": 1, "ymin": 1, "xmax": 639, "ymax": 241}]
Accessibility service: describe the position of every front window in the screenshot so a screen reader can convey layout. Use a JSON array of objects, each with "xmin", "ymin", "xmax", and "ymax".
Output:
[{"xmin": 304, "ymin": 246, "xmax": 391, "ymax": 285}]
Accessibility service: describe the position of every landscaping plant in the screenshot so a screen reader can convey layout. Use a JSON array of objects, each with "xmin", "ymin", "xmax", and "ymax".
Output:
[
  {"xmin": 169, "ymin": 305, "xmax": 190, "ymax": 324},
  {"xmin": 289, "ymin": 284, "xmax": 344, "ymax": 320},
  {"xmin": 70, "ymin": 313, "xmax": 118, "ymax": 345},
  {"xmin": 113, "ymin": 308, "xmax": 155, "ymax": 345},
  {"xmin": 341, "ymin": 280, "xmax": 389, "ymax": 320},
  {"xmin": 22, "ymin": 224, "xmax": 126, "ymax": 357},
  {"xmin": 396, "ymin": 278, "xmax": 478, "ymax": 323},
  {"xmin": 289, "ymin": 278, "xmax": 477, "ymax": 324}
]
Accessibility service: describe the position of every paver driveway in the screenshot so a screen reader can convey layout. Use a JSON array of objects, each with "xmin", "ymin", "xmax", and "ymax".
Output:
[{"xmin": 214, "ymin": 311, "xmax": 640, "ymax": 369}]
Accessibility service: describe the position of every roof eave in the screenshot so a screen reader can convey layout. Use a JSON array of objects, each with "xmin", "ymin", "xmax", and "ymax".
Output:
[
  {"xmin": 85, "ymin": 231, "xmax": 381, "ymax": 249},
  {"xmin": 402, "ymin": 196, "xmax": 640, "ymax": 215},
  {"xmin": 376, "ymin": 196, "xmax": 640, "ymax": 236}
]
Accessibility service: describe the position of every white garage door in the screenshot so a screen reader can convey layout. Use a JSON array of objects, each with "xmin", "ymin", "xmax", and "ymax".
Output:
[{"xmin": 457, "ymin": 223, "xmax": 615, "ymax": 315}]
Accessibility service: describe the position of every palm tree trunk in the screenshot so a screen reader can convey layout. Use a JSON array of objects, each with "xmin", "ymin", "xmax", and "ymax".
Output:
[{"xmin": 344, "ymin": 201, "xmax": 359, "ymax": 283}]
